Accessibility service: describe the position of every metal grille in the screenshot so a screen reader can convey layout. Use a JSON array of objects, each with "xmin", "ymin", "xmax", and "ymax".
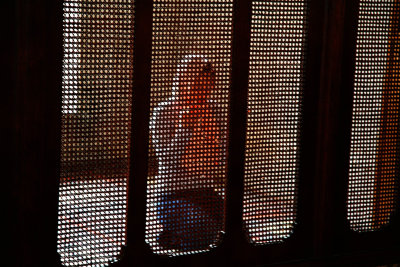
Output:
[
  {"xmin": 348, "ymin": 0, "xmax": 399, "ymax": 232},
  {"xmin": 145, "ymin": 0, "xmax": 233, "ymax": 256},
  {"xmin": 57, "ymin": 0, "xmax": 134, "ymax": 266},
  {"xmin": 243, "ymin": 0, "xmax": 306, "ymax": 244}
]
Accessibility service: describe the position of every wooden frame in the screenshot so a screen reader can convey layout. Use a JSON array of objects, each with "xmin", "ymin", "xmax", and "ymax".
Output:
[{"xmin": 9, "ymin": 0, "xmax": 400, "ymax": 266}]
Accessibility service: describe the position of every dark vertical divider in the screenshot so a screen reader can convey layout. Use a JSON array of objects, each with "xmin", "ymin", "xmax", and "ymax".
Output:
[
  {"xmin": 114, "ymin": 1, "xmax": 154, "ymax": 266},
  {"xmin": 300, "ymin": 0, "xmax": 326, "ymax": 262},
  {"xmin": 12, "ymin": 0, "xmax": 63, "ymax": 266},
  {"xmin": 329, "ymin": 0, "xmax": 360, "ymax": 253},
  {"xmin": 311, "ymin": 0, "xmax": 350, "ymax": 258},
  {"xmin": 224, "ymin": 0, "xmax": 253, "ymax": 265},
  {"xmin": 6, "ymin": 0, "xmax": 18, "ymax": 263}
]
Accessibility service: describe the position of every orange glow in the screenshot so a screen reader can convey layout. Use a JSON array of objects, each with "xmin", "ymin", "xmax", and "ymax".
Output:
[{"xmin": 374, "ymin": 0, "xmax": 400, "ymax": 227}]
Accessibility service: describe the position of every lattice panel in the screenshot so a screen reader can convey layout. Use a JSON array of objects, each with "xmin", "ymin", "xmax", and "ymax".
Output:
[
  {"xmin": 57, "ymin": 0, "xmax": 134, "ymax": 266},
  {"xmin": 145, "ymin": 0, "xmax": 233, "ymax": 256},
  {"xmin": 348, "ymin": 0, "xmax": 399, "ymax": 232},
  {"xmin": 243, "ymin": 0, "xmax": 307, "ymax": 244}
]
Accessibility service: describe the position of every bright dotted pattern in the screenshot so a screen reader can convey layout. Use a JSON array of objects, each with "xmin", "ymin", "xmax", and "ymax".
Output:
[
  {"xmin": 243, "ymin": 0, "xmax": 306, "ymax": 244},
  {"xmin": 348, "ymin": 0, "xmax": 399, "ymax": 232},
  {"xmin": 57, "ymin": 0, "xmax": 134, "ymax": 266},
  {"xmin": 145, "ymin": 0, "xmax": 233, "ymax": 256}
]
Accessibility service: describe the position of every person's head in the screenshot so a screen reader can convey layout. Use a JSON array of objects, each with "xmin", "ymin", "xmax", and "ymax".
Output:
[{"xmin": 174, "ymin": 54, "xmax": 216, "ymax": 104}]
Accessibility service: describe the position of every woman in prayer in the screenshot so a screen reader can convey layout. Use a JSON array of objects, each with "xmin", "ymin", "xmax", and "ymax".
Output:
[{"xmin": 150, "ymin": 54, "xmax": 226, "ymax": 251}]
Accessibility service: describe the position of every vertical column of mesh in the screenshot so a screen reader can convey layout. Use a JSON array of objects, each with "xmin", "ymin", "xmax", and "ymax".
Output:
[
  {"xmin": 243, "ymin": 0, "xmax": 307, "ymax": 244},
  {"xmin": 348, "ymin": 0, "xmax": 399, "ymax": 232},
  {"xmin": 145, "ymin": 0, "xmax": 233, "ymax": 256},
  {"xmin": 57, "ymin": 1, "xmax": 134, "ymax": 266}
]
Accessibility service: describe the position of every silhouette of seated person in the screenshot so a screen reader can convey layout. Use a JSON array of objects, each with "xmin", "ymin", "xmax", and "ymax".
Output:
[{"xmin": 151, "ymin": 55, "xmax": 225, "ymax": 251}]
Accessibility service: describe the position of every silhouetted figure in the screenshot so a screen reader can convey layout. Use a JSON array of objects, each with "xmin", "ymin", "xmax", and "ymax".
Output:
[{"xmin": 151, "ymin": 55, "xmax": 225, "ymax": 251}]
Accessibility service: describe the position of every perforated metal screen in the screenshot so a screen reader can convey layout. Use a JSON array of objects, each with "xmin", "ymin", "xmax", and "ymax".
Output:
[
  {"xmin": 57, "ymin": 0, "xmax": 134, "ymax": 266},
  {"xmin": 348, "ymin": 0, "xmax": 399, "ymax": 232},
  {"xmin": 243, "ymin": 0, "xmax": 306, "ymax": 244},
  {"xmin": 145, "ymin": 0, "xmax": 233, "ymax": 256}
]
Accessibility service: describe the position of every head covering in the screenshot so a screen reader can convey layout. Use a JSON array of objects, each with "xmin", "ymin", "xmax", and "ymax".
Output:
[{"xmin": 171, "ymin": 54, "xmax": 214, "ymax": 97}]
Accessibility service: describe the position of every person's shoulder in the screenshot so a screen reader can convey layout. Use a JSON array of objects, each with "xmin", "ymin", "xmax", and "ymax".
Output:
[
  {"xmin": 155, "ymin": 98, "xmax": 180, "ymax": 111},
  {"xmin": 150, "ymin": 100, "xmax": 179, "ymax": 129},
  {"xmin": 153, "ymin": 100, "xmax": 180, "ymax": 118}
]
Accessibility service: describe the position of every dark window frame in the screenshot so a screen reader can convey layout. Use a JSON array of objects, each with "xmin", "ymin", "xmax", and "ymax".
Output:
[{"xmin": 9, "ymin": 0, "xmax": 400, "ymax": 266}]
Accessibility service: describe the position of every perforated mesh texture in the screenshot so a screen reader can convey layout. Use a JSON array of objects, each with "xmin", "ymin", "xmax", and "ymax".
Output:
[
  {"xmin": 243, "ymin": 0, "xmax": 307, "ymax": 244},
  {"xmin": 145, "ymin": 0, "xmax": 233, "ymax": 256},
  {"xmin": 57, "ymin": 1, "xmax": 134, "ymax": 266},
  {"xmin": 348, "ymin": 0, "xmax": 399, "ymax": 232}
]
